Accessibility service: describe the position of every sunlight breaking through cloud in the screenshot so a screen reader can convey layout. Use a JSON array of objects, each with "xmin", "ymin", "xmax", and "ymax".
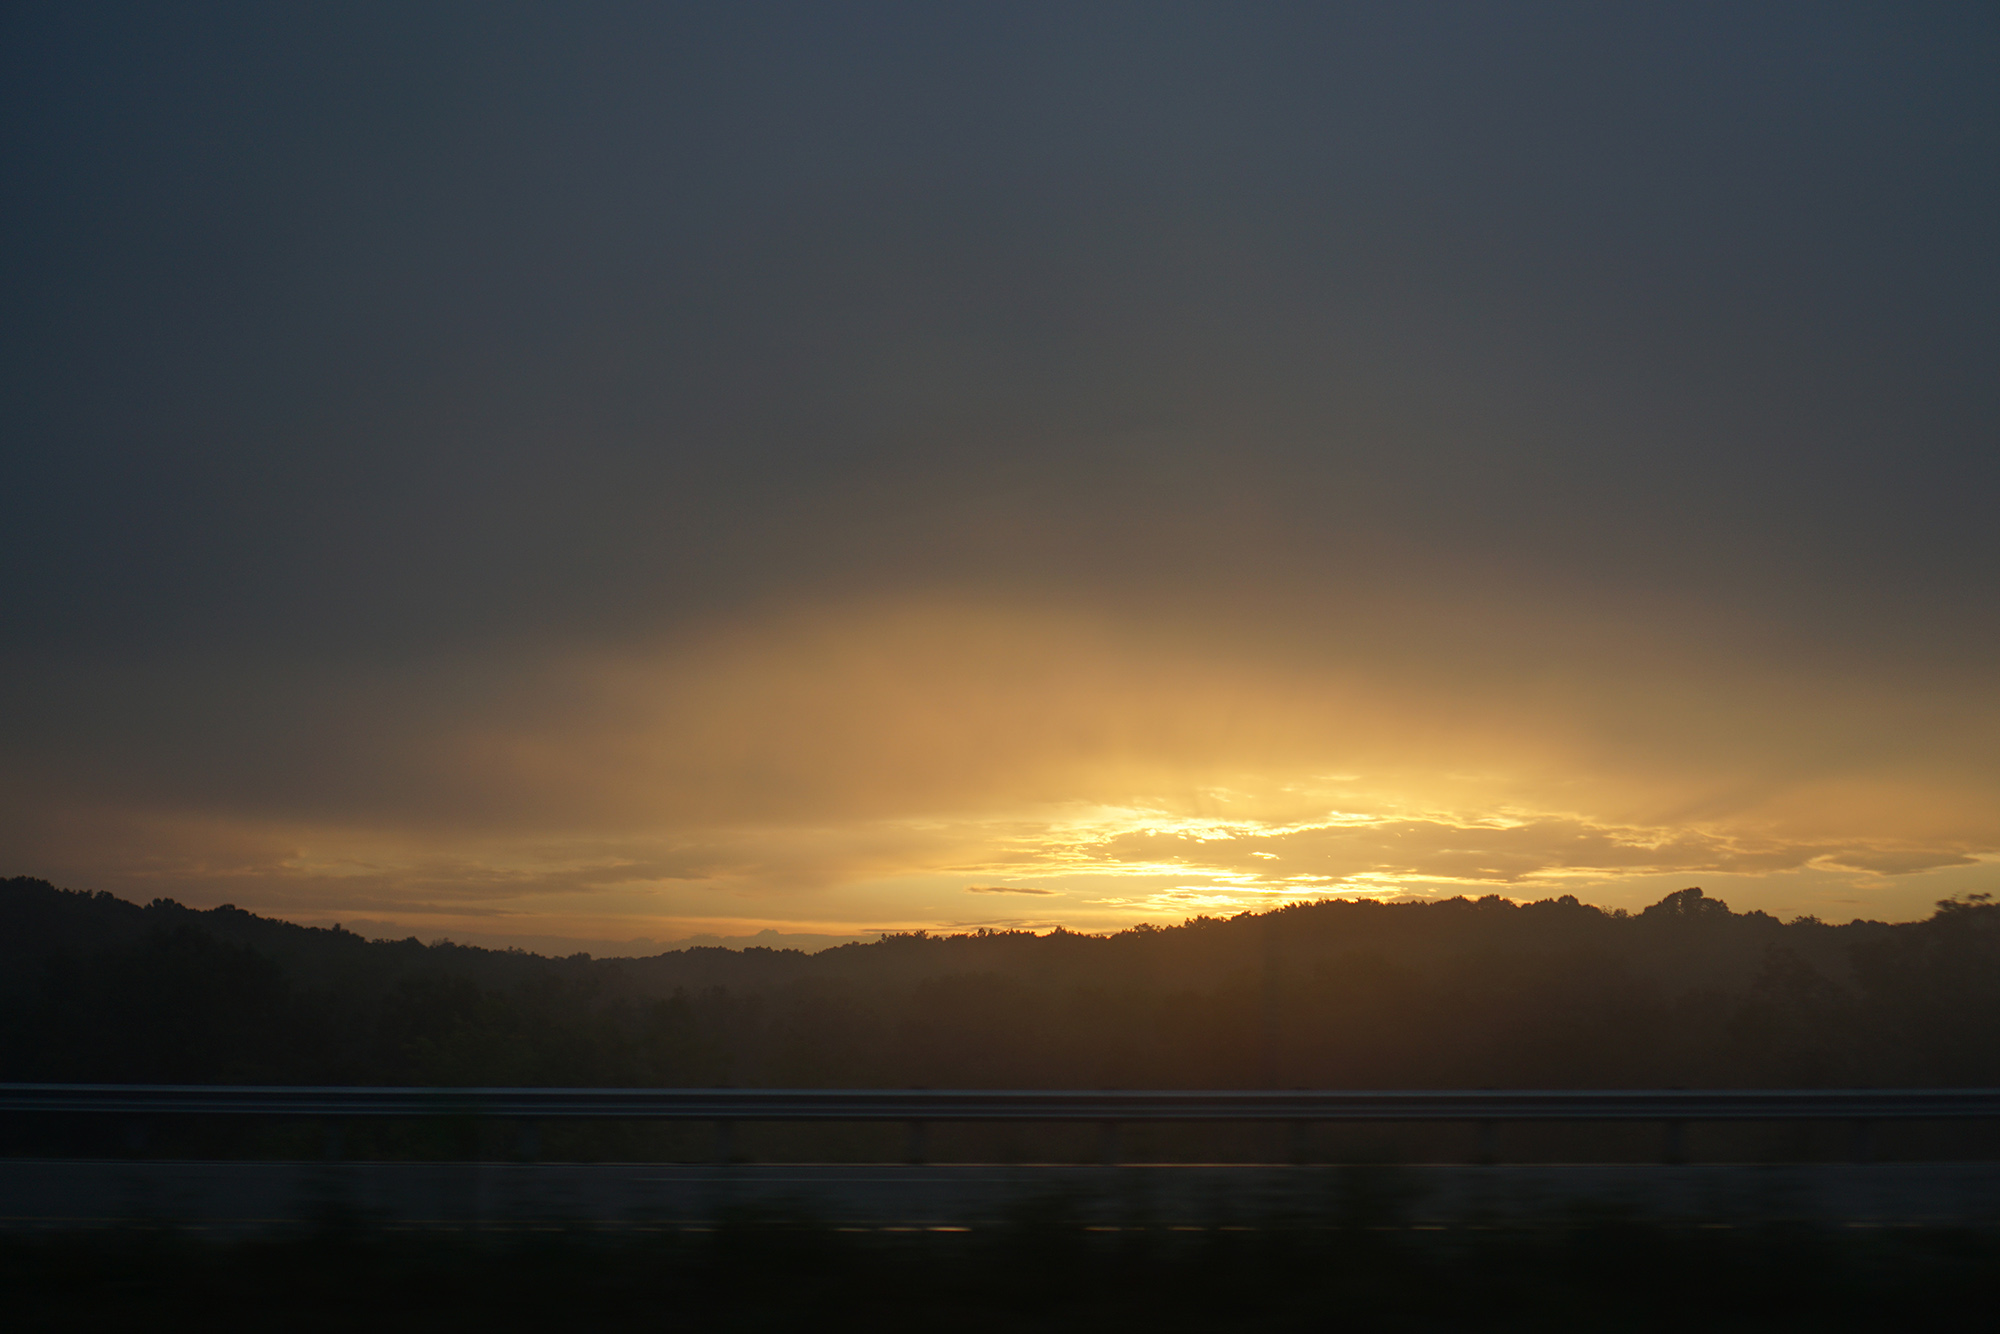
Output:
[{"xmin": 939, "ymin": 800, "xmax": 1994, "ymax": 921}]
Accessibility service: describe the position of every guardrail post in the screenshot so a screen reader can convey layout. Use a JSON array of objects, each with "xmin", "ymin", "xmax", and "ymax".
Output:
[
  {"xmin": 1662, "ymin": 1119, "xmax": 1685, "ymax": 1165},
  {"xmin": 714, "ymin": 1119, "xmax": 735, "ymax": 1164},
  {"xmin": 1476, "ymin": 1119, "xmax": 1498, "ymax": 1166},
  {"xmin": 1289, "ymin": 1119, "xmax": 1310, "ymax": 1165},
  {"xmin": 1099, "ymin": 1121, "xmax": 1119, "ymax": 1167},
  {"xmin": 906, "ymin": 1119, "xmax": 927, "ymax": 1165},
  {"xmin": 516, "ymin": 1119, "xmax": 541, "ymax": 1163},
  {"xmin": 323, "ymin": 1119, "xmax": 346, "ymax": 1163},
  {"xmin": 1850, "ymin": 1119, "xmax": 1876, "ymax": 1164}
]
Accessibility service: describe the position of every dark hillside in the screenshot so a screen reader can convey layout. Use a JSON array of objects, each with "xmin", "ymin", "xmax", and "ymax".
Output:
[{"xmin": 1, "ymin": 876, "xmax": 1991, "ymax": 1091}]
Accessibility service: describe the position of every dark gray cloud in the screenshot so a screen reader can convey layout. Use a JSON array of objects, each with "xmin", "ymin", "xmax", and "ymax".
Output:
[
  {"xmin": 4, "ymin": 3, "xmax": 1998, "ymax": 937},
  {"xmin": 5, "ymin": 3, "xmax": 1996, "ymax": 657}
]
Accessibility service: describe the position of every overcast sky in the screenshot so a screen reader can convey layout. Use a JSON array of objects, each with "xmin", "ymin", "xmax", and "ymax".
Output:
[{"xmin": 5, "ymin": 3, "xmax": 1997, "ymax": 952}]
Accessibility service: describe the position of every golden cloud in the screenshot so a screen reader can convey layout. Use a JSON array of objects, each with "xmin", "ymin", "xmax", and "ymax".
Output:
[{"xmin": 6, "ymin": 594, "xmax": 1998, "ymax": 943}]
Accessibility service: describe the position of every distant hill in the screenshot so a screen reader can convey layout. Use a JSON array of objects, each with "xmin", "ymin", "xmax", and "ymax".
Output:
[{"xmin": 3, "ymin": 875, "xmax": 1996, "ymax": 1090}]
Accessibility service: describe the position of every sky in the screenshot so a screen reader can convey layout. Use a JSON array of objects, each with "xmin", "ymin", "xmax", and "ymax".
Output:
[{"xmin": 4, "ymin": 2, "xmax": 1998, "ymax": 954}]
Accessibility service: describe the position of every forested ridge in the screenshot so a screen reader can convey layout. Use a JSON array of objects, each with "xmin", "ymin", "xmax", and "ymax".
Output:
[{"xmin": 5, "ymin": 876, "xmax": 1998, "ymax": 1090}]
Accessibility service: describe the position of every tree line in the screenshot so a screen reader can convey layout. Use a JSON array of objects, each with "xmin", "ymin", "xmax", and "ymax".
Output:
[{"xmin": 4, "ymin": 875, "xmax": 1998, "ymax": 1090}]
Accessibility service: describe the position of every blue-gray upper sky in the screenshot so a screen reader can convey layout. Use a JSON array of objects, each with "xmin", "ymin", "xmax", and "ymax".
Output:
[{"xmin": 5, "ymin": 3, "xmax": 1998, "ymax": 949}]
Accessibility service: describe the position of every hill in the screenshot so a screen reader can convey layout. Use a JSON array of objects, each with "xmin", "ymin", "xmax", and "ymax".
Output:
[{"xmin": 3, "ymin": 876, "xmax": 1996, "ymax": 1090}]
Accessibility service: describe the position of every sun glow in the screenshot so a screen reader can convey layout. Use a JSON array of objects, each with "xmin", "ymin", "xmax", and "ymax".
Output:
[{"xmin": 14, "ymin": 594, "xmax": 1999, "ymax": 950}]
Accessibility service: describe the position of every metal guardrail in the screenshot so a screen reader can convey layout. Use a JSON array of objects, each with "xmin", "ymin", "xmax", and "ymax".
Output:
[
  {"xmin": 5, "ymin": 1085, "xmax": 2000, "ymax": 1121},
  {"xmin": 8, "ymin": 1085, "xmax": 1997, "ymax": 1164}
]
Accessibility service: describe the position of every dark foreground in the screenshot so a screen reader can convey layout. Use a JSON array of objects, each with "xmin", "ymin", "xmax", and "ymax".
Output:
[
  {"xmin": 9, "ymin": 1220, "xmax": 1999, "ymax": 1332},
  {"xmin": 12, "ymin": 1159, "xmax": 2000, "ymax": 1232}
]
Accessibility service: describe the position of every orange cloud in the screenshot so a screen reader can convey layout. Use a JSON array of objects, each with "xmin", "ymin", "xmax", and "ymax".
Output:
[{"xmin": 6, "ymin": 593, "xmax": 1997, "ymax": 946}]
